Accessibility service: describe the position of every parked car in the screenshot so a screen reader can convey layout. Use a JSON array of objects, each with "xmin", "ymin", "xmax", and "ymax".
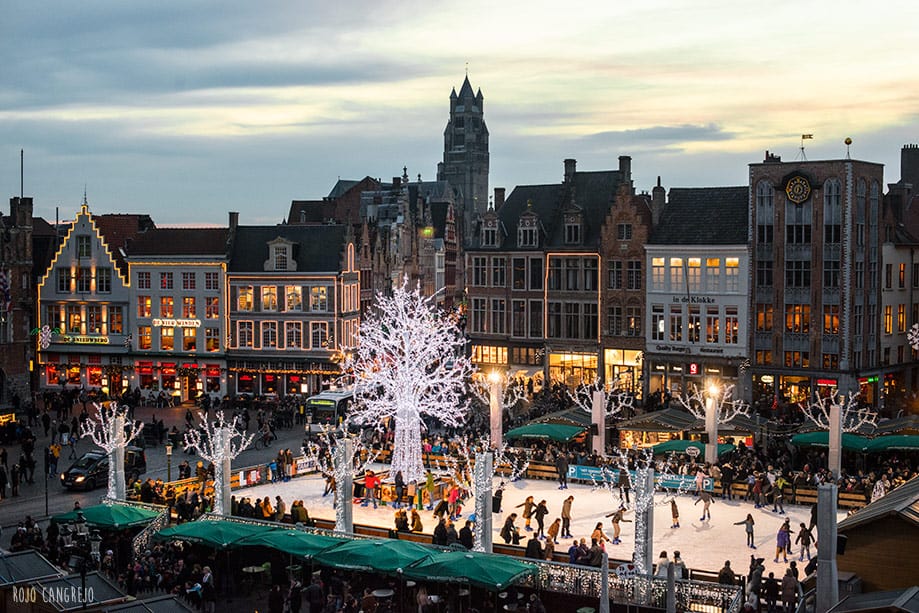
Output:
[{"xmin": 60, "ymin": 446, "xmax": 147, "ymax": 491}]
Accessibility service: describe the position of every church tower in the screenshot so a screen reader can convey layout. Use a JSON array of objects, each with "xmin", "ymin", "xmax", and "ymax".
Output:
[{"xmin": 437, "ymin": 76, "xmax": 489, "ymax": 247}]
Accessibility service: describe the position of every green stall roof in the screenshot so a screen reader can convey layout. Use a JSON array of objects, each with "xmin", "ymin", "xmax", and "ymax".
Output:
[
  {"xmin": 864, "ymin": 435, "xmax": 919, "ymax": 452},
  {"xmin": 156, "ymin": 519, "xmax": 275, "ymax": 549},
  {"xmin": 505, "ymin": 423, "xmax": 586, "ymax": 442},
  {"xmin": 651, "ymin": 440, "xmax": 735, "ymax": 456},
  {"xmin": 789, "ymin": 432, "xmax": 870, "ymax": 452},
  {"xmin": 311, "ymin": 538, "xmax": 434, "ymax": 574},
  {"xmin": 403, "ymin": 550, "xmax": 537, "ymax": 590},
  {"xmin": 53, "ymin": 504, "xmax": 162, "ymax": 529}
]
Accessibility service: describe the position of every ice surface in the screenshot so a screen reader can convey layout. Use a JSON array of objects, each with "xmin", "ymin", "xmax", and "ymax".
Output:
[{"xmin": 236, "ymin": 466, "xmax": 845, "ymax": 577}]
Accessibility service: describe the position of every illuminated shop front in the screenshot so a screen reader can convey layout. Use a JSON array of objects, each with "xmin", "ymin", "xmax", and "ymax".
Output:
[
  {"xmin": 470, "ymin": 344, "xmax": 508, "ymax": 367},
  {"xmin": 645, "ymin": 357, "xmax": 738, "ymax": 399},
  {"xmin": 228, "ymin": 360, "xmax": 339, "ymax": 396},
  {"xmin": 603, "ymin": 348, "xmax": 642, "ymax": 397},
  {"xmin": 548, "ymin": 351, "xmax": 597, "ymax": 387}
]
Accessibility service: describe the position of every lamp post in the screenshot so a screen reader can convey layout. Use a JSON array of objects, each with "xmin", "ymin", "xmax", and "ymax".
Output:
[
  {"xmin": 165, "ymin": 443, "xmax": 173, "ymax": 482},
  {"xmin": 89, "ymin": 530, "xmax": 102, "ymax": 564}
]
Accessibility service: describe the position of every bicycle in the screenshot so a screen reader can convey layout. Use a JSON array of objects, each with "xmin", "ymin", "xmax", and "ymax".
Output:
[{"xmin": 254, "ymin": 431, "xmax": 276, "ymax": 450}]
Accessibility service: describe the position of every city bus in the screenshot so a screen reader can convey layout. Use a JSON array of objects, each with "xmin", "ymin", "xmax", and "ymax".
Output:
[{"xmin": 305, "ymin": 388, "xmax": 354, "ymax": 431}]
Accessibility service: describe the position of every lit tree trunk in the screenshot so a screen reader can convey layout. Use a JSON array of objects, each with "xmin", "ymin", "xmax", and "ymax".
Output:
[
  {"xmin": 827, "ymin": 402, "xmax": 843, "ymax": 480},
  {"xmin": 473, "ymin": 451, "xmax": 493, "ymax": 553},
  {"xmin": 216, "ymin": 428, "xmax": 232, "ymax": 515},
  {"xmin": 392, "ymin": 415, "xmax": 425, "ymax": 483},
  {"xmin": 592, "ymin": 390, "xmax": 606, "ymax": 456},
  {"xmin": 816, "ymin": 484, "xmax": 839, "ymax": 613},
  {"xmin": 111, "ymin": 415, "xmax": 126, "ymax": 500},
  {"xmin": 489, "ymin": 380, "xmax": 503, "ymax": 449},
  {"xmin": 599, "ymin": 550, "xmax": 610, "ymax": 613},
  {"xmin": 336, "ymin": 438, "xmax": 354, "ymax": 533},
  {"xmin": 705, "ymin": 394, "xmax": 719, "ymax": 466},
  {"xmin": 633, "ymin": 467, "xmax": 655, "ymax": 576}
]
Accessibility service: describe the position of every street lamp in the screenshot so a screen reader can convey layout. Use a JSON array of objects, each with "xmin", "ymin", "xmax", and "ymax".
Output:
[
  {"xmin": 165, "ymin": 443, "xmax": 173, "ymax": 482},
  {"xmin": 704, "ymin": 381, "xmax": 721, "ymax": 465},
  {"xmin": 89, "ymin": 530, "xmax": 102, "ymax": 563}
]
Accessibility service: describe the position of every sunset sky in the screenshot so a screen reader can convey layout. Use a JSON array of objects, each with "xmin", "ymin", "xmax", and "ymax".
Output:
[{"xmin": 2, "ymin": 1, "xmax": 918, "ymax": 224}]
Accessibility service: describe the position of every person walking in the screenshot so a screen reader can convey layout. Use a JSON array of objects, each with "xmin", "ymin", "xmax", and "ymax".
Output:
[
  {"xmin": 516, "ymin": 495, "xmax": 536, "ymax": 531},
  {"xmin": 605, "ymin": 506, "xmax": 631, "ymax": 544},
  {"xmin": 694, "ymin": 490, "xmax": 714, "ymax": 521},
  {"xmin": 394, "ymin": 470, "xmax": 405, "ymax": 509},
  {"xmin": 762, "ymin": 571, "xmax": 780, "ymax": 613},
  {"xmin": 670, "ymin": 498, "xmax": 680, "ymax": 528},
  {"xmin": 555, "ymin": 452, "xmax": 569, "ymax": 490},
  {"xmin": 493, "ymin": 482, "xmax": 504, "ymax": 514},
  {"xmin": 561, "ymin": 495, "xmax": 574, "ymax": 539},
  {"xmin": 617, "ymin": 466, "xmax": 631, "ymax": 505},
  {"xmin": 721, "ymin": 461, "xmax": 735, "ymax": 500},
  {"xmin": 734, "ymin": 513, "xmax": 756, "ymax": 548},
  {"xmin": 795, "ymin": 523, "xmax": 814, "ymax": 561},
  {"xmin": 775, "ymin": 520, "xmax": 792, "ymax": 563},
  {"xmin": 781, "ymin": 567, "xmax": 798, "ymax": 613},
  {"xmin": 534, "ymin": 499, "xmax": 549, "ymax": 539}
]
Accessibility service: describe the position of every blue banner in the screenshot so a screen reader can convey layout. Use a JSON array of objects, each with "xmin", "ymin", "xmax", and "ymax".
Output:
[{"xmin": 567, "ymin": 465, "xmax": 713, "ymax": 492}]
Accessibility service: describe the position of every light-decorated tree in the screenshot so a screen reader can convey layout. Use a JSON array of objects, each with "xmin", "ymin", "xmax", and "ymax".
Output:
[
  {"xmin": 909, "ymin": 322, "xmax": 919, "ymax": 351},
  {"xmin": 344, "ymin": 278, "xmax": 472, "ymax": 483},
  {"xmin": 567, "ymin": 379, "xmax": 634, "ymax": 455},
  {"xmin": 80, "ymin": 402, "xmax": 144, "ymax": 500},
  {"xmin": 470, "ymin": 372, "xmax": 526, "ymax": 448},
  {"xmin": 302, "ymin": 425, "xmax": 378, "ymax": 533},
  {"xmin": 802, "ymin": 389, "xmax": 877, "ymax": 479},
  {"xmin": 183, "ymin": 411, "xmax": 254, "ymax": 516},
  {"xmin": 591, "ymin": 449, "xmax": 692, "ymax": 576},
  {"xmin": 676, "ymin": 383, "xmax": 751, "ymax": 464}
]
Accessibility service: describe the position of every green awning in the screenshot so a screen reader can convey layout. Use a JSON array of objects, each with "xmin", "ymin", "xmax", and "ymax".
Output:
[
  {"xmin": 52, "ymin": 504, "xmax": 162, "ymax": 529},
  {"xmin": 312, "ymin": 538, "xmax": 434, "ymax": 573},
  {"xmin": 237, "ymin": 529, "xmax": 345, "ymax": 559},
  {"xmin": 651, "ymin": 440, "xmax": 735, "ymax": 457},
  {"xmin": 156, "ymin": 520, "xmax": 276, "ymax": 549},
  {"xmin": 505, "ymin": 423, "xmax": 586, "ymax": 442},
  {"xmin": 864, "ymin": 435, "xmax": 919, "ymax": 452},
  {"xmin": 790, "ymin": 432, "xmax": 870, "ymax": 452},
  {"xmin": 403, "ymin": 550, "xmax": 537, "ymax": 591}
]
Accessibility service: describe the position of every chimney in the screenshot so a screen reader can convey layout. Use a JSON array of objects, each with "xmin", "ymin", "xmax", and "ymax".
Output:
[
  {"xmin": 392, "ymin": 177, "xmax": 402, "ymax": 191},
  {"xmin": 618, "ymin": 156, "xmax": 632, "ymax": 183},
  {"xmin": 563, "ymin": 159, "xmax": 577, "ymax": 183},
  {"xmin": 651, "ymin": 176, "xmax": 666, "ymax": 226},
  {"xmin": 494, "ymin": 187, "xmax": 505, "ymax": 210},
  {"xmin": 228, "ymin": 211, "xmax": 239, "ymax": 230}
]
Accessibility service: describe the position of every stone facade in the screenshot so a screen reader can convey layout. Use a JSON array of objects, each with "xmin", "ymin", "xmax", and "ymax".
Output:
[{"xmin": 0, "ymin": 197, "xmax": 35, "ymax": 405}]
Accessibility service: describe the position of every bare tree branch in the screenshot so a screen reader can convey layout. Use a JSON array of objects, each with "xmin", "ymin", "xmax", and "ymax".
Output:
[
  {"xmin": 802, "ymin": 390, "xmax": 878, "ymax": 432},
  {"xmin": 676, "ymin": 383, "xmax": 751, "ymax": 423}
]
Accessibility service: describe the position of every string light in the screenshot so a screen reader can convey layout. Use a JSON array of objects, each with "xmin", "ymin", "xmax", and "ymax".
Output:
[
  {"xmin": 183, "ymin": 411, "xmax": 255, "ymax": 515},
  {"xmin": 80, "ymin": 402, "xmax": 143, "ymax": 500}
]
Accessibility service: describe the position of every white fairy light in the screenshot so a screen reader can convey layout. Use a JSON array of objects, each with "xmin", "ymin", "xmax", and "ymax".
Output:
[
  {"xmin": 344, "ymin": 277, "xmax": 472, "ymax": 483},
  {"xmin": 802, "ymin": 389, "xmax": 877, "ymax": 432},
  {"xmin": 567, "ymin": 378, "xmax": 632, "ymax": 418},
  {"xmin": 183, "ymin": 411, "xmax": 254, "ymax": 515},
  {"xmin": 676, "ymin": 383, "xmax": 751, "ymax": 423},
  {"xmin": 908, "ymin": 322, "xmax": 919, "ymax": 351},
  {"xmin": 302, "ymin": 425, "xmax": 379, "ymax": 533},
  {"xmin": 80, "ymin": 402, "xmax": 143, "ymax": 500}
]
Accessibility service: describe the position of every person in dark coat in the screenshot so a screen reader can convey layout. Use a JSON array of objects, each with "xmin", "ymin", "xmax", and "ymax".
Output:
[
  {"xmin": 393, "ymin": 470, "xmax": 405, "ymax": 509},
  {"xmin": 500, "ymin": 513, "xmax": 520, "ymax": 544},
  {"xmin": 459, "ymin": 520, "xmax": 474, "ymax": 550},
  {"xmin": 524, "ymin": 535, "xmax": 543, "ymax": 560},
  {"xmin": 555, "ymin": 453, "xmax": 569, "ymax": 489},
  {"xmin": 762, "ymin": 571, "xmax": 779, "ymax": 613},
  {"xmin": 492, "ymin": 484, "xmax": 504, "ymax": 513},
  {"xmin": 267, "ymin": 584, "xmax": 284, "ymax": 613},
  {"xmin": 432, "ymin": 518, "xmax": 448, "ymax": 546},
  {"xmin": 9, "ymin": 463, "xmax": 20, "ymax": 497},
  {"xmin": 288, "ymin": 580, "xmax": 302, "ymax": 613},
  {"xmin": 534, "ymin": 500, "xmax": 549, "ymax": 539}
]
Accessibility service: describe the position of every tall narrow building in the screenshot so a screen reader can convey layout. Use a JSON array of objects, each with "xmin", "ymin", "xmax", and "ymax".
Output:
[{"xmin": 437, "ymin": 75, "xmax": 489, "ymax": 248}]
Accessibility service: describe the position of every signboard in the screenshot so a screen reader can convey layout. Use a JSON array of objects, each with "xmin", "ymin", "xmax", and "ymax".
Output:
[
  {"xmin": 566, "ymin": 465, "xmax": 713, "ymax": 492},
  {"xmin": 688, "ymin": 363, "xmax": 699, "ymax": 376},
  {"xmin": 685, "ymin": 446, "xmax": 700, "ymax": 458},
  {"xmin": 60, "ymin": 335, "xmax": 110, "ymax": 345},
  {"xmin": 152, "ymin": 318, "xmax": 201, "ymax": 328}
]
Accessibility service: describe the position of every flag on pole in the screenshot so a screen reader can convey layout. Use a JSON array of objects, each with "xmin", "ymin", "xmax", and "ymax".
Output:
[{"xmin": 802, "ymin": 134, "xmax": 814, "ymax": 139}]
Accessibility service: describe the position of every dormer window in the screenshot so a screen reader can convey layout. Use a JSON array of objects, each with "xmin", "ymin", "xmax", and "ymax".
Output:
[
  {"xmin": 274, "ymin": 246, "xmax": 288, "ymax": 271},
  {"xmin": 565, "ymin": 222, "xmax": 581, "ymax": 245},
  {"xmin": 518, "ymin": 226, "xmax": 537, "ymax": 248},
  {"xmin": 265, "ymin": 238, "xmax": 297, "ymax": 272},
  {"xmin": 482, "ymin": 224, "xmax": 498, "ymax": 248}
]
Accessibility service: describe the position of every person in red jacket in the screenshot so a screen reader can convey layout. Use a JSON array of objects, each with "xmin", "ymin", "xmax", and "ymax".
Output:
[{"xmin": 362, "ymin": 470, "xmax": 379, "ymax": 509}]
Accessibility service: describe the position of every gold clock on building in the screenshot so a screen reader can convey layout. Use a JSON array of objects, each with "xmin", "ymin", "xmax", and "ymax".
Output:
[{"xmin": 785, "ymin": 175, "xmax": 811, "ymax": 204}]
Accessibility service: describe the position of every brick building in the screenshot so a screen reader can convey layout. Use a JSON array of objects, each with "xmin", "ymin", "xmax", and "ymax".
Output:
[{"xmin": 748, "ymin": 152, "xmax": 885, "ymax": 408}]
